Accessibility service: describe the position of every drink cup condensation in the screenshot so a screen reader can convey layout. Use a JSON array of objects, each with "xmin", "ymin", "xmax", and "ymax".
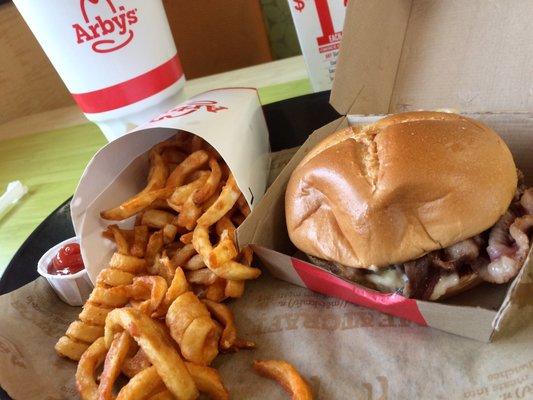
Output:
[
  {"xmin": 13, "ymin": 0, "xmax": 186, "ymax": 141},
  {"xmin": 288, "ymin": 0, "xmax": 347, "ymax": 92}
]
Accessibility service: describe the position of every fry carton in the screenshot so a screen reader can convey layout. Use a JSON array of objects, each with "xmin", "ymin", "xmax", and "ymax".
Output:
[
  {"xmin": 239, "ymin": 0, "xmax": 533, "ymax": 342},
  {"xmin": 70, "ymin": 87, "xmax": 270, "ymax": 281}
]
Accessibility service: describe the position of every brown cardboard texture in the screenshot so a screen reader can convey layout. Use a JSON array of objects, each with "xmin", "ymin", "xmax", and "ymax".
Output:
[{"xmin": 239, "ymin": 0, "xmax": 533, "ymax": 342}]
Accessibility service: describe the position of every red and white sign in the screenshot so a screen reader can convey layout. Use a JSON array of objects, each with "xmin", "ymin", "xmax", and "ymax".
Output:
[
  {"xmin": 13, "ymin": 0, "xmax": 185, "ymax": 140},
  {"xmin": 289, "ymin": 0, "xmax": 348, "ymax": 91}
]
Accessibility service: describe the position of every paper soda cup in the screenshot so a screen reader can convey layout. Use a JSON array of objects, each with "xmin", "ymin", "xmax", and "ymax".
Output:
[{"xmin": 13, "ymin": 0, "xmax": 186, "ymax": 141}]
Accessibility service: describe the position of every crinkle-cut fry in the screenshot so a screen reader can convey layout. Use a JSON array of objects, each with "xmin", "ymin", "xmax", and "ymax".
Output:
[
  {"xmin": 151, "ymin": 254, "xmax": 175, "ymax": 285},
  {"xmin": 233, "ymin": 338, "xmax": 256, "ymax": 350},
  {"xmin": 152, "ymin": 134, "xmax": 189, "ymax": 154},
  {"xmin": 193, "ymin": 159, "xmax": 222, "ymax": 204},
  {"xmin": 171, "ymin": 243, "xmax": 196, "ymax": 267},
  {"xmin": 186, "ymin": 268, "xmax": 218, "ymax": 285},
  {"xmin": 193, "ymin": 225, "xmax": 261, "ymax": 280},
  {"xmin": 98, "ymin": 331, "xmax": 134, "ymax": 400},
  {"xmin": 141, "ymin": 209, "xmax": 176, "ymax": 229},
  {"xmin": 76, "ymin": 337, "xmax": 107, "ymax": 400},
  {"xmin": 240, "ymin": 246, "xmax": 254, "ymax": 266},
  {"xmin": 224, "ymin": 279, "xmax": 245, "ymax": 298},
  {"xmin": 161, "ymin": 147, "xmax": 188, "ymax": 164},
  {"xmin": 104, "ymin": 308, "xmax": 198, "ymax": 400},
  {"xmin": 166, "ymin": 149, "xmax": 210, "ymax": 189},
  {"xmin": 192, "ymin": 225, "xmax": 214, "ymax": 263},
  {"xmin": 237, "ymin": 194, "xmax": 251, "ymax": 217},
  {"xmin": 185, "ymin": 362, "xmax": 229, "ymax": 400},
  {"xmin": 122, "ymin": 348, "xmax": 152, "ymax": 378},
  {"xmin": 116, "ymin": 366, "xmax": 163, "ymax": 400},
  {"xmin": 253, "ymin": 360, "xmax": 314, "ymax": 400},
  {"xmin": 146, "ymin": 230, "xmax": 164, "ymax": 267},
  {"xmin": 223, "ymin": 246, "xmax": 253, "ymax": 296},
  {"xmin": 147, "ymin": 390, "xmax": 175, "ymax": 400},
  {"xmin": 205, "ymin": 278, "xmax": 227, "ymax": 302},
  {"xmin": 101, "ymin": 187, "xmax": 174, "ymax": 221},
  {"xmin": 167, "ymin": 172, "xmax": 209, "ymax": 211},
  {"xmin": 66, "ymin": 321, "xmax": 104, "ymax": 344},
  {"xmin": 215, "ymin": 215, "xmax": 236, "ymax": 240},
  {"xmin": 88, "ymin": 286, "xmax": 130, "ymax": 308},
  {"xmin": 165, "ymin": 292, "xmax": 219, "ymax": 366},
  {"xmin": 80, "ymin": 303, "xmax": 113, "ymax": 326},
  {"xmin": 103, "ymin": 225, "xmax": 133, "ymax": 249},
  {"xmin": 190, "ymin": 135, "xmax": 205, "ymax": 152},
  {"xmin": 55, "ymin": 336, "xmax": 89, "ymax": 361},
  {"xmin": 183, "ymin": 254, "xmax": 206, "ymax": 271},
  {"xmin": 129, "ymin": 276, "xmax": 168, "ymax": 313},
  {"xmin": 109, "ymin": 252, "xmax": 147, "ymax": 274},
  {"xmin": 162, "ymin": 224, "xmax": 178, "ymax": 244},
  {"xmin": 180, "ymin": 231, "xmax": 194, "ymax": 244},
  {"xmin": 131, "ymin": 225, "xmax": 149, "ymax": 258},
  {"xmin": 209, "ymin": 229, "xmax": 238, "ymax": 267},
  {"xmin": 145, "ymin": 363, "xmax": 228, "ymax": 400},
  {"xmin": 153, "ymin": 267, "xmax": 189, "ymax": 318},
  {"xmin": 146, "ymin": 150, "xmax": 170, "ymax": 191},
  {"xmin": 201, "ymin": 188, "xmax": 223, "ymax": 212},
  {"xmin": 202, "ymin": 299, "xmax": 237, "ymax": 350},
  {"xmin": 97, "ymin": 268, "xmax": 135, "ymax": 287},
  {"xmin": 107, "ymin": 224, "xmax": 130, "ymax": 255},
  {"xmin": 149, "ymin": 197, "xmax": 176, "ymax": 211},
  {"xmin": 177, "ymin": 193, "xmax": 203, "ymax": 230},
  {"xmin": 197, "ymin": 174, "xmax": 241, "ymax": 226}
]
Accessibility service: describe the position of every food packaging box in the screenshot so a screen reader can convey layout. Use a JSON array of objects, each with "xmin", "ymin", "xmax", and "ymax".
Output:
[
  {"xmin": 239, "ymin": 0, "xmax": 533, "ymax": 342},
  {"xmin": 70, "ymin": 87, "xmax": 270, "ymax": 282},
  {"xmin": 288, "ymin": 0, "xmax": 347, "ymax": 92}
]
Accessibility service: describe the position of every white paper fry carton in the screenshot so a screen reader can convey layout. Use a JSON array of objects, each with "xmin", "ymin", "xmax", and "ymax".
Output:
[
  {"xmin": 288, "ymin": 0, "xmax": 348, "ymax": 92},
  {"xmin": 71, "ymin": 88, "xmax": 270, "ymax": 282}
]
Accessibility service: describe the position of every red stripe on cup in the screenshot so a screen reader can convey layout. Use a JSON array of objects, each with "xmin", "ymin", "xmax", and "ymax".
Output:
[
  {"xmin": 71, "ymin": 54, "xmax": 184, "ymax": 113},
  {"xmin": 291, "ymin": 258, "xmax": 427, "ymax": 326}
]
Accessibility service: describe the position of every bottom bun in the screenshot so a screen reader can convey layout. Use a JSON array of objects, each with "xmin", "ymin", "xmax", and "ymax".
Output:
[{"xmin": 306, "ymin": 254, "xmax": 482, "ymax": 301}]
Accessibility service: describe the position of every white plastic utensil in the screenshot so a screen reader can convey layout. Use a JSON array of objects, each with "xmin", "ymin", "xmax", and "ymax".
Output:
[{"xmin": 0, "ymin": 181, "xmax": 28, "ymax": 221}]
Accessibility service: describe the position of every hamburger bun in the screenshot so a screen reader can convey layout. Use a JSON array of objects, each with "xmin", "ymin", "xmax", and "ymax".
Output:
[{"xmin": 285, "ymin": 111, "xmax": 517, "ymax": 269}]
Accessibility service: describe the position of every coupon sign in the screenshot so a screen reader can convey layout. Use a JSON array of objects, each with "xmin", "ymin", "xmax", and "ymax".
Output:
[{"xmin": 289, "ymin": 0, "xmax": 348, "ymax": 92}]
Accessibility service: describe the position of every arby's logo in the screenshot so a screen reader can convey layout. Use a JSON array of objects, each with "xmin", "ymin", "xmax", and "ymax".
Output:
[
  {"xmin": 151, "ymin": 101, "xmax": 229, "ymax": 122},
  {"xmin": 72, "ymin": 0, "xmax": 138, "ymax": 53}
]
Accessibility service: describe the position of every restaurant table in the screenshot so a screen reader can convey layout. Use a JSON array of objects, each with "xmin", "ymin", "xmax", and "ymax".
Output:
[{"xmin": 0, "ymin": 55, "xmax": 312, "ymax": 275}]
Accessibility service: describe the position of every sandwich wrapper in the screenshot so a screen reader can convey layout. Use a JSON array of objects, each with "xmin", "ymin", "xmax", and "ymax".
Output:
[{"xmin": 1, "ymin": 1, "xmax": 533, "ymax": 398}]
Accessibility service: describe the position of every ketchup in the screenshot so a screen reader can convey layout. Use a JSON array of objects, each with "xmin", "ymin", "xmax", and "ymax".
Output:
[{"xmin": 47, "ymin": 243, "xmax": 85, "ymax": 275}]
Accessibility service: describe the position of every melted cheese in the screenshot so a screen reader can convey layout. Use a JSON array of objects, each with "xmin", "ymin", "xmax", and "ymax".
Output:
[
  {"xmin": 366, "ymin": 267, "xmax": 406, "ymax": 292},
  {"xmin": 429, "ymin": 273, "xmax": 460, "ymax": 301}
]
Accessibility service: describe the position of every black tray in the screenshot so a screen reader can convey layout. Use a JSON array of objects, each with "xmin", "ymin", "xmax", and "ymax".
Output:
[{"xmin": 0, "ymin": 91, "xmax": 339, "ymax": 399}]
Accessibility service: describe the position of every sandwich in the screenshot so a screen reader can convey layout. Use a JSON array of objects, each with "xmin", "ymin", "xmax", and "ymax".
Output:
[{"xmin": 285, "ymin": 112, "xmax": 532, "ymax": 300}]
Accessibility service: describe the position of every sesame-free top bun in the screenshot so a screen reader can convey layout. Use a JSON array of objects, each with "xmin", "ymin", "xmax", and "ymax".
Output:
[{"xmin": 285, "ymin": 111, "xmax": 517, "ymax": 269}]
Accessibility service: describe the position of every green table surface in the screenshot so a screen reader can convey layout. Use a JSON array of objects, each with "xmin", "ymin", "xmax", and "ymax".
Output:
[{"xmin": 0, "ymin": 78, "xmax": 312, "ymax": 275}]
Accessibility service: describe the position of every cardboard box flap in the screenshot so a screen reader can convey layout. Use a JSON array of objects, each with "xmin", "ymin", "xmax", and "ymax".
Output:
[
  {"xmin": 238, "ymin": 117, "xmax": 349, "ymax": 249},
  {"xmin": 331, "ymin": 0, "xmax": 533, "ymax": 116}
]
